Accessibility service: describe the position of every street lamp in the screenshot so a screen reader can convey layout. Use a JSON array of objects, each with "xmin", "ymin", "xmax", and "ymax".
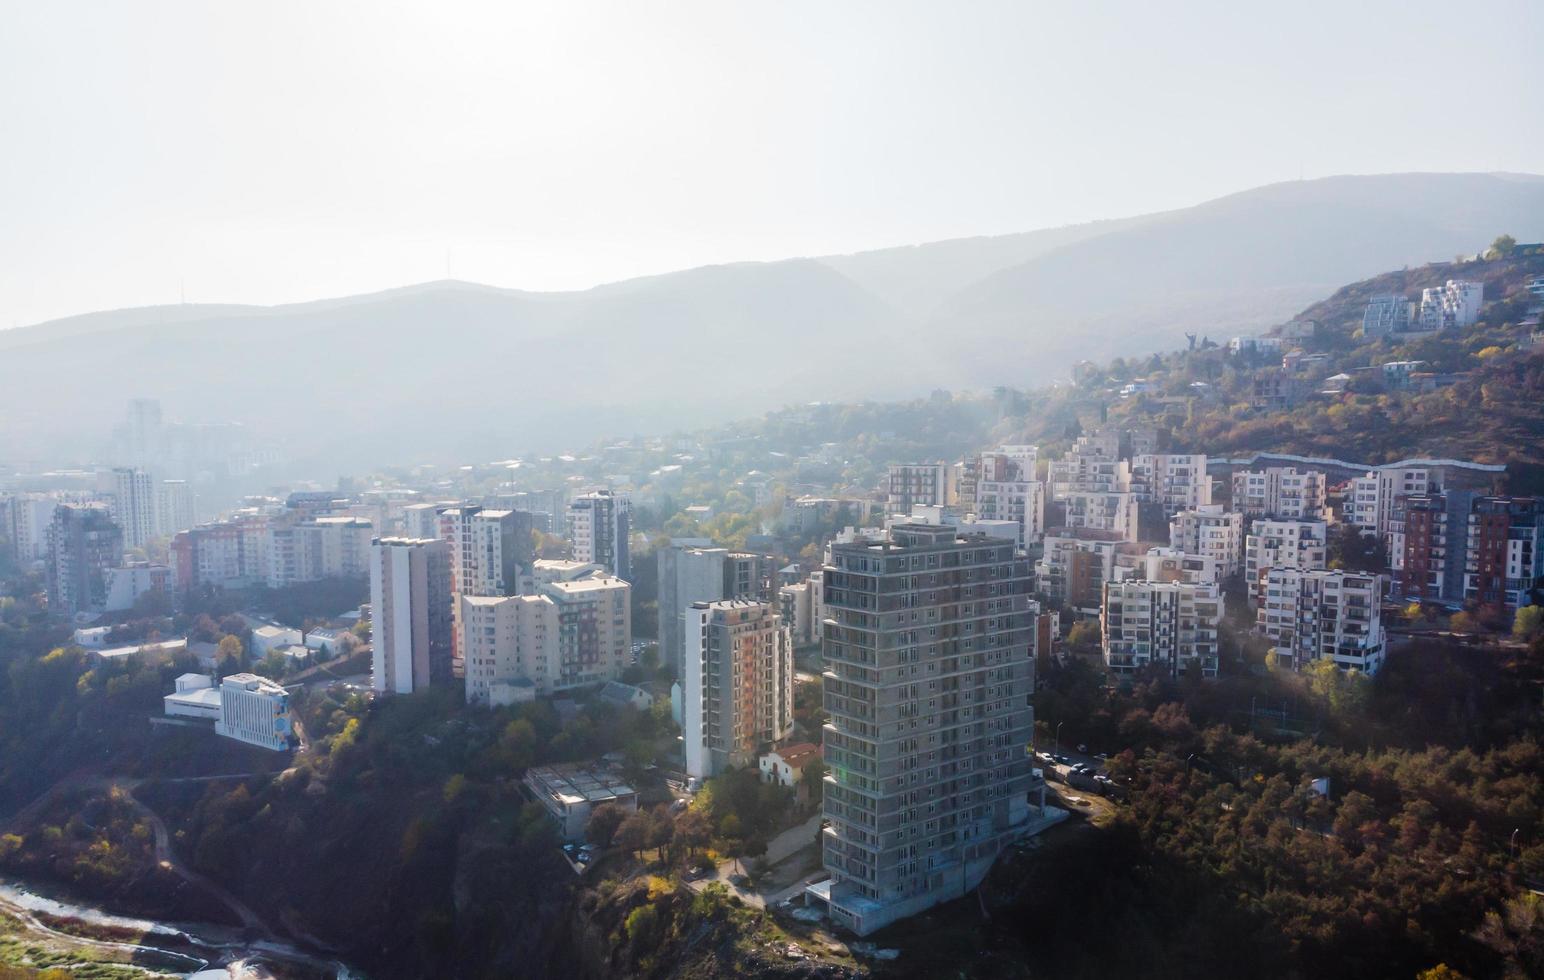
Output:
[{"xmin": 1053, "ymin": 721, "xmax": 1064, "ymax": 759}]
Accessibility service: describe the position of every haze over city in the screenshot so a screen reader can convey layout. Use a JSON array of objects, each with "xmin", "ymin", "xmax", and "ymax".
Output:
[{"xmin": 3, "ymin": 0, "xmax": 1542, "ymax": 326}]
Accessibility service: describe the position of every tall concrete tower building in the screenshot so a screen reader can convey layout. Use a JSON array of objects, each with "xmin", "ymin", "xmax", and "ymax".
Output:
[
  {"xmin": 682, "ymin": 598, "xmax": 793, "ymax": 780},
  {"xmin": 811, "ymin": 523, "xmax": 1039, "ymax": 936},
  {"xmin": 370, "ymin": 537, "xmax": 454, "ymax": 695},
  {"xmin": 566, "ymin": 490, "xmax": 631, "ymax": 579}
]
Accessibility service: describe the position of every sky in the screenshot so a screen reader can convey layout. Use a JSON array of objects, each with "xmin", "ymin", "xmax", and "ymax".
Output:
[{"xmin": 2, "ymin": 0, "xmax": 1542, "ymax": 328}]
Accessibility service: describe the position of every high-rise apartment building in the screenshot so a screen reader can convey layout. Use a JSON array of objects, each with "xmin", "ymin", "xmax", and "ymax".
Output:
[
  {"xmin": 1131, "ymin": 454, "xmax": 1211, "ymax": 516},
  {"xmin": 1244, "ymin": 520, "xmax": 1328, "ymax": 602},
  {"xmin": 1257, "ymin": 569, "xmax": 1386, "ymax": 674},
  {"xmin": 1230, "ymin": 467, "xmax": 1327, "ymax": 520},
  {"xmin": 370, "ymin": 537, "xmax": 454, "ymax": 694},
  {"xmin": 567, "ymin": 490, "xmax": 631, "ymax": 579},
  {"xmin": 657, "ymin": 543, "xmax": 774, "ymax": 679},
  {"xmin": 1063, "ymin": 490, "xmax": 1139, "ymax": 541},
  {"xmin": 460, "ymin": 568, "xmax": 632, "ymax": 704},
  {"xmin": 4, "ymin": 493, "xmax": 63, "ymax": 563},
  {"xmin": 157, "ymin": 479, "xmax": 195, "ymax": 538},
  {"xmin": 1348, "ymin": 467, "xmax": 1437, "ymax": 543},
  {"xmin": 1397, "ymin": 492, "xmax": 1543, "ymax": 611},
  {"xmin": 885, "ymin": 463, "xmax": 954, "ymax": 514},
  {"xmin": 1100, "ymin": 580, "xmax": 1222, "ymax": 678},
  {"xmin": 48, "ymin": 504, "xmax": 124, "ymax": 615},
  {"xmin": 106, "ymin": 467, "xmax": 157, "ymax": 550},
  {"xmin": 972, "ymin": 457, "xmax": 1046, "ymax": 549},
  {"xmin": 682, "ymin": 599, "xmax": 793, "ymax": 779},
  {"xmin": 813, "ymin": 524, "xmax": 1038, "ymax": 936},
  {"xmin": 169, "ymin": 518, "xmax": 269, "ymax": 593},
  {"xmin": 1168, "ymin": 506, "xmax": 1244, "ymax": 577}
]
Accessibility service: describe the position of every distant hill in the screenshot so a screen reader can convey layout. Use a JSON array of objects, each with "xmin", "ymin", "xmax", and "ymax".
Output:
[{"xmin": 3, "ymin": 172, "xmax": 1542, "ymax": 469}]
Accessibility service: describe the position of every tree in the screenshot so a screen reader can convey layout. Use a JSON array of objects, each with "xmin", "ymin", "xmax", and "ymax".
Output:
[
  {"xmin": 586, "ymin": 802, "xmax": 628, "ymax": 848},
  {"xmin": 673, "ymin": 809, "xmax": 711, "ymax": 861},
  {"xmin": 1513, "ymin": 605, "xmax": 1544, "ymax": 642},
  {"xmin": 216, "ymin": 634, "xmax": 245, "ymax": 669},
  {"xmin": 1450, "ymin": 610, "xmax": 1478, "ymax": 634},
  {"xmin": 614, "ymin": 810, "xmax": 650, "ymax": 859},
  {"xmin": 1489, "ymin": 234, "xmax": 1517, "ymax": 259}
]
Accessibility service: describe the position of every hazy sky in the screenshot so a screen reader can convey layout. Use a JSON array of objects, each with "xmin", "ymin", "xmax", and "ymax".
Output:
[{"xmin": 3, "ymin": 0, "xmax": 1541, "ymax": 327}]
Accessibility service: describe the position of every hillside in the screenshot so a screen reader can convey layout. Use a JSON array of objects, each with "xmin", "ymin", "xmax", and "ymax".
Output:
[
  {"xmin": 3, "ymin": 172, "xmax": 1543, "ymax": 469},
  {"xmin": 984, "ymin": 247, "xmax": 1544, "ymax": 472}
]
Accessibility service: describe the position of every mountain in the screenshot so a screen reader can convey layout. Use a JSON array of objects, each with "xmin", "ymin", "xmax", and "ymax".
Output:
[
  {"xmin": 3, "ymin": 172, "xmax": 1543, "ymax": 469},
  {"xmin": 931, "ymin": 172, "xmax": 1544, "ymax": 382}
]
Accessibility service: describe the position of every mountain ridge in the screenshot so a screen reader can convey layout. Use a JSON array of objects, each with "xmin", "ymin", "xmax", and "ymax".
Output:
[{"xmin": 4, "ymin": 171, "xmax": 1543, "ymax": 469}]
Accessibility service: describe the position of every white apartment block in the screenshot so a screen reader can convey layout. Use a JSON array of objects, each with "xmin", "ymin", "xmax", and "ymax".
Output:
[
  {"xmin": 1245, "ymin": 520, "xmax": 1328, "ymax": 602},
  {"xmin": 169, "ymin": 518, "xmax": 269, "ymax": 592},
  {"xmin": 371, "ymin": 537, "xmax": 454, "ymax": 694},
  {"xmin": 1256, "ymin": 569, "xmax": 1386, "ymax": 675},
  {"xmin": 566, "ymin": 490, "xmax": 631, "ymax": 579},
  {"xmin": 1113, "ymin": 546, "xmax": 1224, "ymax": 588},
  {"xmin": 975, "ymin": 477, "xmax": 1046, "ymax": 548},
  {"xmin": 106, "ymin": 467, "xmax": 157, "ymax": 550},
  {"xmin": 683, "ymin": 599, "xmax": 793, "ymax": 780},
  {"xmin": 461, "ymin": 569, "xmax": 632, "ymax": 704},
  {"xmin": 156, "ymin": 480, "xmax": 194, "ymax": 538},
  {"xmin": 1348, "ymin": 467, "xmax": 1437, "ymax": 543},
  {"xmin": 440, "ymin": 506, "xmax": 531, "ymax": 597},
  {"xmin": 779, "ymin": 580, "xmax": 814, "ymax": 647},
  {"xmin": 1230, "ymin": 467, "xmax": 1327, "ymax": 520},
  {"xmin": 1417, "ymin": 280, "xmax": 1483, "ymax": 330},
  {"xmin": 1064, "ymin": 490, "xmax": 1139, "ymax": 541},
  {"xmin": 266, "ymin": 517, "xmax": 374, "ymax": 588},
  {"xmin": 5, "ymin": 493, "xmax": 63, "ymax": 562},
  {"xmin": 1101, "ymin": 580, "xmax": 1222, "ymax": 678},
  {"xmin": 1168, "ymin": 506, "xmax": 1244, "ymax": 577},
  {"xmin": 460, "ymin": 593, "xmax": 558, "ymax": 705},
  {"xmin": 1131, "ymin": 454, "xmax": 1211, "ymax": 515},
  {"xmin": 886, "ymin": 462, "xmax": 954, "ymax": 514},
  {"xmin": 1047, "ymin": 452, "xmax": 1131, "ymax": 500},
  {"xmin": 103, "ymin": 562, "xmax": 170, "ymax": 612},
  {"xmin": 214, "ymin": 673, "xmax": 294, "ymax": 751}
]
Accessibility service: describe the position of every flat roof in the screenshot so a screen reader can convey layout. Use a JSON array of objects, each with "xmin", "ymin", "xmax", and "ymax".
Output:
[
  {"xmin": 165, "ymin": 687, "xmax": 222, "ymax": 708},
  {"xmin": 525, "ymin": 764, "xmax": 636, "ymax": 806}
]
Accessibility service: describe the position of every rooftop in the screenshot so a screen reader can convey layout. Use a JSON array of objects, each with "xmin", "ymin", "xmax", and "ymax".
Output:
[{"xmin": 525, "ymin": 764, "xmax": 636, "ymax": 806}]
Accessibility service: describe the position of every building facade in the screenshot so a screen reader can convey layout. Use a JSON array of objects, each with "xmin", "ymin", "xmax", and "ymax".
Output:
[
  {"xmin": 1168, "ymin": 506, "xmax": 1244, "ymax": 577},
  {"xmin": 1257, "ymin": 569, "xmax": 1386, "ymax": 674},
  {"xmin": 1244, "ymin": 520, "xmax": 1328, "ymax": 602},
  {"xmin": 1100, "ymin": 580, "xmax": 1222, "ymax": 678},
  {"xmin": 683, "ymin": 599, "xmax": 794, "ymax": 780},
  {"xmin": 370, "ymin": 537, "xmax": 454, "ymax": 694},
  {"xmin": 815, "ymin": 524, "xmax": 1039, "ymax": 936},
  {"xmin": 567, "ymin": 490, "xmax": 631, "ymax": 579},
  {"xmin": 48, "ymin": 504, "xmax": 123, "ymax": 615},
  {"xmin": 1230, "ymin": 467, "xmax": 1327, "ymax": 520}
]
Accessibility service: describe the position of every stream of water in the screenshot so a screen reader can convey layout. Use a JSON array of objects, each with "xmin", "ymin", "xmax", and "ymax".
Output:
[{"xmin": 0, "ymin": 878, "xmax": 363, "ymax": 979}]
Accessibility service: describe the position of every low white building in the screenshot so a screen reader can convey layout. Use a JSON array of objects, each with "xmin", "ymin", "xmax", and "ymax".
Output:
[
  {"xmin": 71, "ymin": 625, "xmax": 114, "ymax": 649},
  {"xmin": 214, "ymin": 673, "xmax": 294, "ymax": 751},
  {"xmin": 163, "ymin": 673, "xmax": 222, "ymax": 720},
  {"xmin": 759, "ymin": 743, "xmax": 821, "ymax": 788},
  {"xmin": 523, "ymin": 763, "xmax": 638, "ymax": 842},
  {"xmin": 251, "ymin": 624, "xmax": 303, "ymax": 655}
]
